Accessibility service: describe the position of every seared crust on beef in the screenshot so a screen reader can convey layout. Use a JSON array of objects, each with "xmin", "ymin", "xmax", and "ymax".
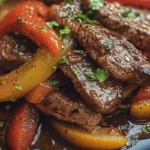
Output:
[
  {"xmin": 60, "ymin": 50, "xmax": 122, "ymax": 114},
  {"xmin": 51, "ymin": 3, "xmax": 150, "ymax": 85},
  {"xmin": 81, "ymin": 0, "xmax": 150, "ymax": 51},
  {"xmin": 0, "ymin": 34, "xmax": 37, "ymax": 71},
  {"xmin": 36, "ymin": 88, "xmax": 101, "ymax": 125}
]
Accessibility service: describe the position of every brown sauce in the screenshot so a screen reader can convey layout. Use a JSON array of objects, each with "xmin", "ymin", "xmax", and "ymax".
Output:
[{"xmin": 0, "ymin": 101, "xmax": 150, "ymax": 150}]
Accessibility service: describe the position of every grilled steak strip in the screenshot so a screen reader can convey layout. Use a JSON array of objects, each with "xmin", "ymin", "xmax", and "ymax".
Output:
[
  {"xmin": 81, "ymin": 0, "xmax": 150, "ymax": 51},
  {"xmin": 0, "ymin": 34, "xmax": 37, "ymax": 71},
  {"xmin": 36, "ymin": 87, "xmax": 101, "ymax": 125},
  {"xmin": 50, "ymin": 3, "xmax": 150, "ymax": 85},
  {"xmin": 59, "ymin": 50, "xmax": 122, "ymax": 114}
]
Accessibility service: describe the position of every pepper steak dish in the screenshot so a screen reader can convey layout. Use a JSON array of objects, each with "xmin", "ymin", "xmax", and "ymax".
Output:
[{"xmin": 0, "ymin": 0, "xmax": 150, "ymax": 150}]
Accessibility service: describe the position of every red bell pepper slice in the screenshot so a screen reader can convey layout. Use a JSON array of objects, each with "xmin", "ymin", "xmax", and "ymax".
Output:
[
  {"xmin": 108, "ymin": 0, "xmax": 150, "ymax": 9},
  {"xmin": 0, "ymin": 1, "xmax": 61, "ymax": 56},
  {"xmin": 6, "ymin": 102, "xmax": 39, "ymax": 150}
]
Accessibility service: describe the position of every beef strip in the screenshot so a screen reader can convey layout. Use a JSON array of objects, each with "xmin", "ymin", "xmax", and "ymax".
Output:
[
  {"xmin": 36, "ymin": 87, "xmax": 101, "ymax": 125},
  {"xmin": 59, "ymin": 50, "xmax": 122, "ymax": 114},
  {"xmin": 50, "ymin": 2, "xmax": 150, "ymax": 85},
  {"xmin": 0, "ymin": 34, "xmax": 38, "ymax": 71},
  {"xmin": 81, "ymin": 0, "xmax": 150, "ymax": 51}
]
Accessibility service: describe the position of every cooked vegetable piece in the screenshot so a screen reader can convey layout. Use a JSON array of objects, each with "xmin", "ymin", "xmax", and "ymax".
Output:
[
  {"xmin": 26, "ymin": 71, "xmax": 69, "ymax": 103},
  {"xmin": 51, "ymin": 119, "xmax": 127, "ymax": 149},
  {"xmin": 0, "ymin": 35, "xmax": 73, "ymax": 102},
  {"xmin": 108, "ymin": 0, "xmax": 150, "ymax": 9},
  {"xmin": 131, "ymin": 86, "xmax": 150, "ymax": 119},
  {"xmin": 0, "ymin": 1, "xmax": 61, "ymax": 56},
  {"xmin": 6, "ymin": 102, "xmax": 39, "ymax": 150}
]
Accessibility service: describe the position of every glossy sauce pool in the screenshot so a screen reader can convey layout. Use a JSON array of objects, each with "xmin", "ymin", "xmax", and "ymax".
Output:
[{"xmin": 0, "ymin": 101, "xmax": 150, "ymax": 150}]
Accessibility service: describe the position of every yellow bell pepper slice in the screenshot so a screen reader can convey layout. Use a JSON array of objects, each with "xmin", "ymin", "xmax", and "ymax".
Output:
[
  {"xmin": 51, "ymin": 119, "xmax": 127, "ymax": 150},
  {"xmin": 0, "ymin": 36, "xmax": 73, "ymax": 102},
  {"xmin": 131, "ymin": 99, "xmax": 150, "ymax": 119}
]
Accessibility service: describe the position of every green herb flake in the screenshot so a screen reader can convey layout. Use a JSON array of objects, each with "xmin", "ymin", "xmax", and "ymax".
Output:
[
  {"xmin": 15, "ymin": 85, "xmax": 23, "ymax": 91},
  {"xmin": 46, "ymin": 21, "xmax": 59, "ymax": 28},
  {"xmin": 18, "ymin": 52, "xmax": 24, "ymax": 56},
  {"xmin": 106, "ymin": 39, "xmax": 113, "ymax": 51},
  {"xmin": 91, "ymin": 0, "xmax": 105, "ymax": 10},
  {"xmin": 143, "ymin": 125, "xmax": 150, "ymax": 134},
  {"xmin": 59, "ymin": 26, "xmax": 71, "ymax": 36},
  {"xmin": 28, "ymin": 75, "xmax": 32, "ymax": 80},
  {"xmin": 84, "ymin": 68, "xmax": 110, "ymax": 82},
  {"xmin": 96, "ymin": 68, "xmax": 110, "ymax": 82},
  {"xmin": 76, "ymin": 13, "xmax": 99, "ymax": 24},
  {"xmin": 0, "ymin": 121, "xmax": 4, "ymax": 128},
  {"xmin": 84, "ymin": 72, "xmax": 97, "ymax": 80},
  {"xmin": 10, "ymin": 98, "xmax": 16, "ymax": 102},
  {"xmin": 49, "ymin": 80, "xmax": 59, "ymax": 87},
  {"xmin": 72, "ymin": 68, "xmax": 79, "ymax": 76},
  {"xmin": 40, "ymin": 26, "xmax": 47, "ymax": 32},
  {"xmin": 68, "ymin": 12, "xmax": 74, "ymax": 19},
  {"xmin": 122, "ymin": 8, "xmax": 140, "ymax": 19},
  {"xmin": 131, "ymin": 138, "xmax": 138, "ymax": 146},
  {"xmin": 59, "ymin": 58, "xmax": 69, "ymax": 65},
  {"xmin": 17, "ymin": 17, "xmax": 25, "ymax": 23}
]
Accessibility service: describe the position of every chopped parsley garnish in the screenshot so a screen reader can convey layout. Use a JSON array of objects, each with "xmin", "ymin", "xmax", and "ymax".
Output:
[
  {"xmin": 28, "ymin": 75, "xmax": 32, "ymax": 80},
  {"xmin": 17, "ymin": 17, "xmax": 25, "ymax": 23},
  {"xmin": 105, "ymin": 39, "xmax": 113, "ymax": 51},
  {"xmin": 84, "ymin": 68, "xmax": 110, "ymax": 83},
  {"xmin": 0, "ymin": 121, "xmax": 4, "ymax": 128},
  {"xmin": 49, "ymin": 80, "xmax": 59, "ymax": 87},
  {"xmin": 122, "ymin": 8, "xmax": 140, "ymax": 19},
  {"xmin": 18, "ymin": 52, "xmax": 24, "ymax": 56},
  {"xmin": 143, "ymin": 125, "xmax": 150, "ymax": 134},
  {"xmin": 46, "ymin": 21, "xmax": 59, "ymax": 28},
  {"xmin": 10, "ymin": 98, "xmax": 16, "ymax": 102},
  {"xmin": 59, "ymin": 26, "xmax": 71, "ymax": 36},
  {"xmin": 91, "ymin": 0, "xmax": 105, "ymax": 10},
  {"xmin": 72, "ymin": 68, "xmax": 79, "ymax": 76},
  {"xmin": 59, "ymin": 58, "xmax": 69, "ymax": 65},
  {"xmin": 15, "ymin": 85, "xmax": 23, "ymax": 91},
  {"xmin": 131, "ymin": 138, "xmax": 138, "ymax": 146},
  {"xmin": 68, "ymin": 12, "xmax": 74, "ymax": 19},
  {"xmin": 76, "ymin": 13, "xmax": 99, "ymax": 24},
  {"xmin": 127, "ymin": 138, "xmax": 138, "ymax": 147},
  {"xmin": 40, "ymin": 26, "xmax": 47, "ymax": 32}
]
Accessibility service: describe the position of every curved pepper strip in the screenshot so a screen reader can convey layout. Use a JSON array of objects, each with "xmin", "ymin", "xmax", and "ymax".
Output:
[
  {"xmin": 0, "ymin": 35, "xmax": 73, "ymax": 102},
  {"xmin": 131, "ymin": 86, "xmax": 150, "ymax": 119},
  {"xmin": 0, "ymin": 1, "xmax": 61, "ymax": 56},
  {"xmin": 51, "ymin": 119, "xmax": 127, "ymax": 150}
]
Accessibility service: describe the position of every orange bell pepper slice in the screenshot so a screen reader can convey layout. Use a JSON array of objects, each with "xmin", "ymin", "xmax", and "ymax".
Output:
[
  {"xmin": 0, "ymin": 1, "xmax": 61, "ymax": 56},
  {"xmin": 26, "ymin": 71, "xmax": 69, "ymax": 104}
]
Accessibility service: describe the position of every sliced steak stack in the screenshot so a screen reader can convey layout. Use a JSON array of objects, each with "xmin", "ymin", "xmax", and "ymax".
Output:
[
  {"xmin": 0, "ymin": 34, "xmax": 37, "ymax": 71},
  {"xmin": 81, "ymin": 0, "xmax": 150, "ymax": 51},
  {"xmin": 36, "ymin": 87, "xmax": 101, "ymax": 125},
  {"xmin": 50, "ymin": 2, "xmax": 150, "ymax": 85},
  {"xmin": 59, "ymin": 50, "xmax": 122, "ymax": 114}
]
